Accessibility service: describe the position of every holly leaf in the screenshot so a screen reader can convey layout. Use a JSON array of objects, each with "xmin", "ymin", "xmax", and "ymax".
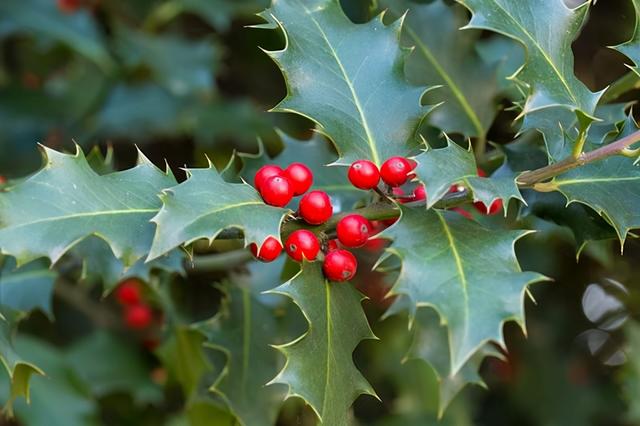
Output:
[
  {"xmin": 66, "ymin": 331, "xmax": 163, "ymax": 404},
  {"xmin": 476, "ymin": 35, "xmax": 525, "ymax": 100},
  {"xmin": 623, "ymin": 321, "xmax": 640, "ymax": 423},
  {"xmin": 613, "ymin": 0, "xmax": 640, "ymax": 76},
  {"xmin": 0, "ymin": 314, "xmax": 44, "ymax": 415},
  {"xmin": 240, "ymin": 131, "xmax": 364, "ymax": 212},
  {"xmin": 381, "ymin": 207, "xmax": 546, "ymax": 373},
  {"xmin": 0, "ymin": 257, "xmax": 55, "ymax": 318},
  {"xmin": 115, "ymin": 26, "xmax": 218, "ymax": 96},
  {"xmin": 257, "ymin": 0, "xmax": 430, "ymax": 166},
  {"xmin": 148, "ymin": 164, "xmax": 289, "ymax": 260},
  {"xmin": 549, "ymin": 116, "xmax": 640, "ymax": 246},
  {"xmin": 195, "ymin": 282, "xmax": 285, "ymax": 426},
  {"xmin": 0, "ymin": 336, "xmax": 96, "ymax": 425},
  {"xmin": 413, "ymin": 139, "xmax": 524, "ymax": 212},
  {"xmin": 457, "ymin": 0, "xmax": 601, "ymax": 127},
  {"xmin": 381, "ymin": 0, "xmax": 499, "ymax": 138},
  {"xmin": 0, "ymin": 147, "xmax": 174, "ymax": 267},
  {"xmin": 71, "ymin": 237, "xmax": 184, "ymax": 293},
  {"xmin": 267, "ymin": 262, "xmax": 377, "ymax": 424},
  {"xmin": 0, "ymin": 0, "xmax": 113, "ymax": 71},
  {"xmin": 406, "ymin": 306, "xmax": 497, "ymax": 418}
]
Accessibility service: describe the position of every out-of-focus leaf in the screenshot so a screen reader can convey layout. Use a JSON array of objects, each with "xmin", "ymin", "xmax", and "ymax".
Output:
[
  {"xmin": 623, "ymin": 320, "xmax": 640, "ymax": 422},
  {"xmin": 0, "ymin": 314, "xmax": 44, "ymax": 415},
  {"xmin": 267, "ymin": 262, "xmax": 376, "ymax": 425},
  {"xmin": 0, "ymin": 0, "xmax": 113, "ymax": 70},
  {"xmin": 381, "ymin": 0, "xmax": 499, "ymax": 139},
  {"xmin": 195, "ymin": 282, "xmax": 285, "ymax": 426},
  {"xmin": 476, "ymin": 36, "xmax": 525, "ymax": 100},
  {"xmin": 115, "ymin": 27, "xmax": 218, "ymax": 96},
  {"xmin": 258, "ymin": 0, "xmax": 430, "ymax": 165},
  {"xmin": 406, "ymin": 307, "xmax": 496, "ymax": 417},
  {"xmin": 72, "ymin": 237, "xmax": 184, "ymax": 293},
  {"xmin": 613, "ymin": 0, "xmax": 640, "ymax": 76},
  {"xmin": 148, "ymin": 165, "xmax": 289, "ymax": 260},
  {"xmin": 157, "ymin": 327, "xmax": 213, "ymax": 399},
  {"xmin": 179, "ymin": 0, "xmax": 269, "ymax": 32},
  {"xmin": 66, "ymin": 331, "xmax": 162, "ymax": 404},
  {"xmin": 97, "ymin": 84, "xmax": 186, "ymax": 138},
  {"xmin": 0, "ymin": 257, "xmax": 56, "ymax": 318},
  {"xmin": 0, "ymin": 336, "xmax": 96, "ymax": 426},
  {"xmin": 0, "ymin": 146, "xmax": 175, "ymax": 266},
  {"xmin": 381, "ymin": 207, "xmax": 547, "ymax": 373}
]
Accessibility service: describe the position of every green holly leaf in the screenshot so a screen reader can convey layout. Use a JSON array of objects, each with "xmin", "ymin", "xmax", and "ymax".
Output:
[
  {"xmin": 406, "ymin": 307, "xmax": 497, "ymax": 418},
  {"xmin": 195, "ymin": 282, "xmax": 285, "ymax": 426},
  {"xmin": 457, "ymin": 0, "xmax": 601, "ymax": 126},
  {"xmin": 72, "ymin": 237, "xmax": 184, "ymax": 293},
  {"xmin": 267, "ymin": 262, "xmax": 377, "ymax": 424},
  {"xmin": 258, "ymin": 0, "xmax": 430, "ymax": 166},
  {"xmin": 413, "ymin": 139, "xmax": 524, "ymax": 212},
  {"xmin": 115, "ymin": 26, "xmax": 218, "ymax": 96},
  {"xmin": 0, "ymin": 315, "xmax": 44, "ymax": 416},
  {"xmin": 0, "ymin": 147, "xmax": 175, "ymax": 267},
  {"xmin": 613, "ymin": 0, "xmax": 640, "ymax": 76},
  {"xmin": 66, "ymin": 331, "xmax": 163, "ymax": 404},
  {"xmin": 240, "ymin": 131, "xmax": 364, "ymax": 211},
  {"xmin": 381, "ymin": 207, "xmax": 546, "ymax": 373},
  {"xmin": 0, "ymin": 336, "xmax": 96, "ymax": 425},
  {"xmin": 623, "ymin": 321, "xmax": 640, "ymax": 423},
  {"xmin": 381, "ymin": 0, "xmax": 499, "ymax": 139},
  {"xmin": 148, "ymin": 164, "xmax": 289, "ymax": 260},
  {"xmin": 1, "ymin": 257, "xmax": 56, "ymax": 318},
  {"xmin": 0, "ymin": 0, "xmax": 113, "ymax": 71},
  {"xmin": 549, "ymin": 116, "xmax": 640, "ymax": 245},
  {"xmin": 476, "ymin": 35, "xmax": 525, "ymax": 100},
  {"xmin": 156, "ymin": 327, "xmax": 213, "ymax": 399}
]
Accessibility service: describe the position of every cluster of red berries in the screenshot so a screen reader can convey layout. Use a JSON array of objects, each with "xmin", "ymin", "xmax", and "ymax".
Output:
[
  {"xmin": 115, "ymin": 279, "xmax": 154, "ymax": 330},
  {"xmin": 250, "ymin": 156, "xmax": 502, "ymax": 281}
]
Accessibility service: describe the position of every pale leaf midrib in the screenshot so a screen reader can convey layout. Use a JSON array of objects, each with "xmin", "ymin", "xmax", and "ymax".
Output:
[
  {"xmin": 2, "ymin": 208, "xmax": 158, "ymax": 231},
  {"xmin": 295, "ymin": 0, "xmax": 381, "ymax": 165}
]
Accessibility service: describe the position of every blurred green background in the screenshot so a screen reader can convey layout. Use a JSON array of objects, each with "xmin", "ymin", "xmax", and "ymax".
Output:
[{"xmin": 1, "ymin": 0, "xmax": 639, "ymax": 425}]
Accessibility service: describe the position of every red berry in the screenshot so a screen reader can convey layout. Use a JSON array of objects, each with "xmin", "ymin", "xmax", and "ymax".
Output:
[
  {"xmin": 116, "ymin": 279, "xmax": 142, "ymax": 305},
  {"xmin": 284, "ymin": 230, "xmax": 320, "ymax": 261},
  {"xmin": 477, "ymin": 168, "xmax": 487, "ymax": 178},
  {"xmin": 348, "ymin": 160, "xmax": 380, "ymax": 190},
  {"xmin": 0, "ymin": 176, "xmax": 6, "ymax": 185},
  {"xmin": 299, "ymin": 190, "xmax": 333, "ymax": 225},
  {"xmin": 326, "ymin": 239, "xmax": 339, "ymax": 252},
  {"xmin": 323, "ymin": 250, "xmax": 358, "ymax": 282},
  {"xmin": 474, "ymin": 199, "xmax": 503, "ymax": 215},
  {"xmin": 449, "ymin": 184, "xmax": 465, "ymax": 194},
  {"xmin": 254, "ymin": 165, "xmax": 283, "ymax": 192},
  {"xmin": 124, "ymin": 304, "xmax": 153, "ymax": 330},
  {"xmin": 284, "ymin": 163, "xmax": 313, "ymax": 196},
  {"xmin": 413, "ymin": 185, "xmax": 427, "ymax": 202},
  {"xmin": 261, "ymin": 175, "xmax": 293, "ymax": 207},
  {"xmin": 57, "ymin": 0, "xmax": 81, "ymax": 13},
  {"xmin": 249, "ymin": 236, "xmax": 282, "ymax": 262},
  {"xmin": 380, "ymin": 156, "xmax": 412, "ymax": 187},
  {"xmin": 337, "ymin": 214, "xmax": 371, "ymax": 248}
]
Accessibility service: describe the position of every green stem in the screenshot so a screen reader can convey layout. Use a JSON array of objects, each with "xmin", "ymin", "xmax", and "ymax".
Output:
[{"xmin": 517, "ymin": 128, "xmax": 640, "ymax": 186}]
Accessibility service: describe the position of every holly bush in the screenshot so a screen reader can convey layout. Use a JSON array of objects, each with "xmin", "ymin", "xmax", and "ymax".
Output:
[{"xmin": 1, "ymin": 0, "xmax": 640, "ymax": 425}]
